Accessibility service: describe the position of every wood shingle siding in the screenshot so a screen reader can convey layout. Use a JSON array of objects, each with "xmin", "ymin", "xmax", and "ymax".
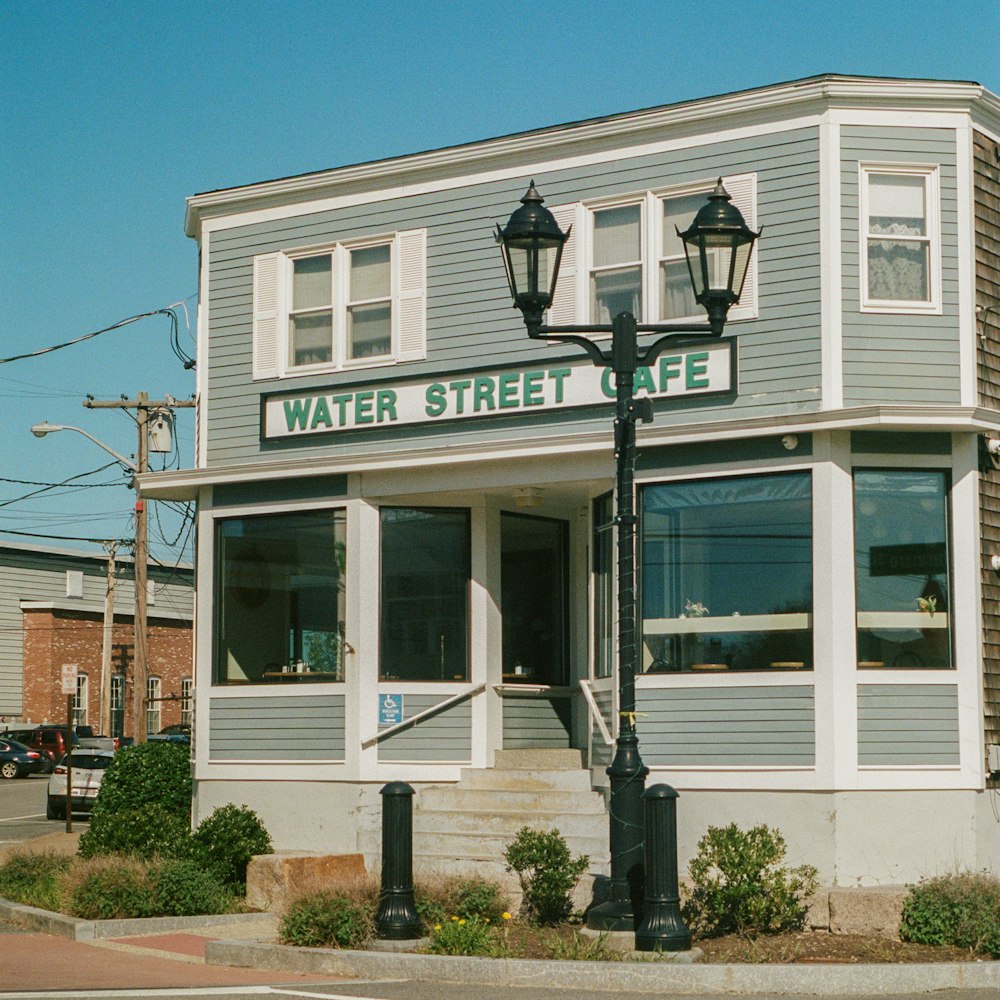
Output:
[{"xmin": 975, "ymin": 129, "xmax": 1000, "ymax": 753}]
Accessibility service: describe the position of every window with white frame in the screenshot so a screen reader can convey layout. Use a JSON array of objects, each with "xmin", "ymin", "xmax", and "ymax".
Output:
[
  {"xmin": 146, "ymin": 676, "xmax": 161, "ymax": 736},
  {"xmin": 547, "ymin": 176, "xmax": 757, "ymax": 327},
  {"xmin": 860, "ymin": 165, "xmax": 940, "ymax": 312},
  {"xmin": 110, "ymin": 673, "xmax": 125, "ymax": 739},
  {"xmin": 73, "ymin": 674, "xmax": 88, "ymax": 726},
  {"xmin": 252, "ymin": 229, "xmax": 427, "ymax": 380},
  {"xmin": 180, "ymin": 677, "xmax": 193, "ymax": 727}
]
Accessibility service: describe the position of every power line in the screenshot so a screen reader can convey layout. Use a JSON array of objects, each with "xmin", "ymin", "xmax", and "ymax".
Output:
[{"xmin": 0, "ymin": 300, "xmax": 196, "ymax": 366}]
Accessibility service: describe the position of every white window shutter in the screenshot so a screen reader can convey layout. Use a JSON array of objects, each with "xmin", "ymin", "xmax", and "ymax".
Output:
[
  {"xmin": 722, "ymin": 173, "xmax": 758, "ymax": 319},
  {"xmin": 396, "ymin": 229, "xmax": 427, "ymax": 362},
  {"xmin": 252, "ymin": 252, "xmax": 281, "ymax": 380},
  {"xmin": 546, "ymin": 203, "xmax": 578, "ymax": 325}
]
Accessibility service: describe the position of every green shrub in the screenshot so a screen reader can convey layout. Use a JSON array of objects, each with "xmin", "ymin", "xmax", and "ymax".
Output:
[
  {"xmin": 503, "ymin": 827, "xmax": 589, "ymax": 925},
  {"xmin": 67, "ymin": 857, "xmax": 156, "ymax": 919},
  {"xmin": 79, "ymin": 803, "xmax": 191, "ymax": 860},
  {"xmin": 280, "ymin": 891, "xmax": 373, "ymax": 948},
  {"xmin": 900, "ymin": 872, "xmax": 1000, "ymax": 957},
  {"xmin": 79, "ymin": 741, "xmax": 192, "ymax": 859},
  {"xmin": 415, "ymin": 874, "xmax": 510, "ymax": 925},
  {"xmin": 152, "ymin": 857, "xmax": 238, "ymax": 916},
  {"xmin": 92, "ymin": 741, "xmax": 191, "ymax": 815},
  {"xmin": 426, "ymin": 914, "xmax": 502, "ymax": 956},
  {"xmin": 189, "ymin": 803, "xmax": 272, "ymax": 891},
  {"xmin": 682, "ymin": 824, "xmax": 818, "ymax": 938},
  {"xmin": 0, "ymin": 852, "xmax": 72, "ymax": 910}
]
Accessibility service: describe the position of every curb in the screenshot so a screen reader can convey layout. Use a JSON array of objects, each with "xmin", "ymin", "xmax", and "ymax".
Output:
[
  {"xmin": 206, "ymin": 939, "xmax": 1000, "ymax": 996},
  {"xmin": 0, "ymin": 899, "xmax": 274, "ymax": 942}
]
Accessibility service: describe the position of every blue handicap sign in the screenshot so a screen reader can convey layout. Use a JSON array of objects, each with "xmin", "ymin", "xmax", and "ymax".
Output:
[{"xmin": 379, "ymin": 693, "xmax": 403, "ymax": 726}]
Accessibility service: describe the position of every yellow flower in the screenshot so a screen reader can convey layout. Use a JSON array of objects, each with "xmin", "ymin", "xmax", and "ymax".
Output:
[
  {"xmin": 434, "ymin": 924, "xmax": 441, "ymax": 930},
  {"xmin": 502, "ymin": 912, "xmax": 512, "ymax": 920},
  {"xmin": 458, "ymin": 919, "xmax": 466, "ymax": 925},
  {"xmin": 484, "ymin": 918, "xmax": 491, "ymax": 924},
  {"xmin": 450, "ymin": 915, "xmax": 458, "ymax": 921}
]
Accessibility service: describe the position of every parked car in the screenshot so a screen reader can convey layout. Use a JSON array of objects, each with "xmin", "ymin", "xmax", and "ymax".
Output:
[
  {"xmin": 1, "ymin": 727, "xmax": 79, "ymax": 772},
  {"xmin": 148, "ymin": 724, "xmax": 191, "ymax": 744},
  {"xmin": 0, "ymin": 738, "xmax": 46, "ymax": 779},
  {"xmin": 46, "ymin": 749, "xmax": 115, "ymax": 819},
  {"xmin": 73, "ymin": 725, "xmax": 117, "ymax": 751}
]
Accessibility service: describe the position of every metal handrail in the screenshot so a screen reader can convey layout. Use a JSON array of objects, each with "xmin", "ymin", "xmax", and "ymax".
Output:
[
  {"xmin": 361, "ymin": 682, "xmax": 487, "ymax": 749},
  {"xmin": 579, "ymin": 678, "xmax": 614, "ymax": 747}
]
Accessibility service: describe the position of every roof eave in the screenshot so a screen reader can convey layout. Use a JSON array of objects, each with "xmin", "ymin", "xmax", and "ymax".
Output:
[{"xmin": 184, "ymin": 74, "xmax": 992, "ymax": 239}]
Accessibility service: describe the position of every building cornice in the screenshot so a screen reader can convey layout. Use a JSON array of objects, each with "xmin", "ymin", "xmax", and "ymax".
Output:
[
  {"xmin": 19, "ymin": 600, "xmax": 192, "ymax": 623},
  {"xmin": 139, "ymin": 404, "xmax": 1000, "ymax": 501},
  {"xmin": 184, "ymin": 75, "xmax": 997, "ymax": 239}
]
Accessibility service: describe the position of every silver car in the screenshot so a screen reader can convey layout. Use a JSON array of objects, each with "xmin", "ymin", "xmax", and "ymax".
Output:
[{"xmin": 46, "ymin": 749, "xmax": 115, "ymax": 819}]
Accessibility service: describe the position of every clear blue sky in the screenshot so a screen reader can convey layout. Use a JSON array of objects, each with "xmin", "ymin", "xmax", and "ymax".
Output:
[{"xmin": 1, "ymin": 0, "xmax": 998, "ymax": 564}]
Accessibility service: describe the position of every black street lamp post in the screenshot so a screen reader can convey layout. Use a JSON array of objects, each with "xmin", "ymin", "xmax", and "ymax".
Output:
[{"xmin": 497, "ymin": 180, "xmax": 759, "ymax": 933}]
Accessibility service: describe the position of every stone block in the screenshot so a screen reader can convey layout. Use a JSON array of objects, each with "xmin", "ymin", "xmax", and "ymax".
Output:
[
  {"xmin": 828, "ymin": 886, "xmax": 907, "ymax": 939},
  {"xmin": 246, "ymin": 853, "xmax": 367, "ymax": 913},
  {"xmin": 805, "ymin": 888, "xmax": 831, "ymax": 931}
]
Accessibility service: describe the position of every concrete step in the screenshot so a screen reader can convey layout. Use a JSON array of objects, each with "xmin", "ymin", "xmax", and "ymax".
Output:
[
  {"xmin": 450, "ymin": 767, "xmax": 597, "ymax": 792},
  {"xmin": 494, "ymin": 749, "xmax": 584, "ymax": 770},
  {"xmin": 417, "ymin": 786, "xmax": 605, "ymax": 814},
  {"xmin": 411, "ymin": 829, "xmax": 607, "ymax": 862},
  {"xmin": 414, "ymin": 807, "xmax": 607, "ymax": 838}
]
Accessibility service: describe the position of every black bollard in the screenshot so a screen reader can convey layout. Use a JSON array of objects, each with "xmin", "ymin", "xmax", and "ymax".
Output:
[
  {"xmin": 634, "ymin": 783, "xmax": 691, "ymax": 952},
  {"xmin": 375, "ymin": 781, "xmax": 423, "ymax": 940}
]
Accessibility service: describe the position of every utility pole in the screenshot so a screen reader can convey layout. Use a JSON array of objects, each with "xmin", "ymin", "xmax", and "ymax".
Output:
[
  {"xmin": 99, "ymin": 541, "xmax": 117, "ymax": 737},
  {"xmin": 84, "ymin": 392, "xmax": 194, "ymax": 743}
]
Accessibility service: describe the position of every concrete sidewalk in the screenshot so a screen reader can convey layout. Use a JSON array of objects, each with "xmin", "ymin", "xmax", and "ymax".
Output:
[{"xmin": 3, "ymin": 900, "xmax": 1000, "ymax": 996}]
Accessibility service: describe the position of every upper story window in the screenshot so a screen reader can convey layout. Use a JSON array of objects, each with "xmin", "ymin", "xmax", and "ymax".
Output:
[
  {"xmin": 860, "ymin": 165, "xmax": 941, "ymax": 313},
  {"xmin": 548, "ymin": 175, "xmax": 757, "ymax": 327},
  {"xmin": 252, "ymin": 229, "xmax": 426, "ymax": 381}
]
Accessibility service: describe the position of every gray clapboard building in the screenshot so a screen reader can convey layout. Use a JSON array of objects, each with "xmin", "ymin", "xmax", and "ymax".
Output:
[{"xmin": 143, "ymin": 74, "xmax": 1000, "ymax": 885}]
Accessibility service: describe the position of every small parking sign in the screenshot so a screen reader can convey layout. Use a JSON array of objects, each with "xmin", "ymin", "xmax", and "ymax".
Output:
[{"xmin": 379, "ymin": 693, "xmax": 403, "ymax": 726}]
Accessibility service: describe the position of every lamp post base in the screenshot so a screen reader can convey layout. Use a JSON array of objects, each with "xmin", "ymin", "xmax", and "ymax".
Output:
[{"xmin": 586, "ymin": 732, "xmax": 648, "ymax": 932}]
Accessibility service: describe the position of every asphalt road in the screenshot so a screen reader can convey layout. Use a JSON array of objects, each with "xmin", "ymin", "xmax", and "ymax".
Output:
[
  {"xmin": 0, "ymin": 772, "xmax": 83, "ymax": 848},
  {"xmin": 1, "ymin": 983, "xmax": 1000, "ymax": 1000}
]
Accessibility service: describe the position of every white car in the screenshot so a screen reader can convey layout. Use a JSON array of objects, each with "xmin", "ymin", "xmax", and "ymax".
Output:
[{"xmin": 46, "ymin": 749, "xmax": 115, "ymax": 819}]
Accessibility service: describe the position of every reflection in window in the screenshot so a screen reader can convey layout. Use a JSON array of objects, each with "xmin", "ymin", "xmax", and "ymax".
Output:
[
  {"xmin": 854, "ymin": 469, "xmax": 952, "ymax": 669},
  {"xmin": 380, "ymin": 508, "xmax": 470, "ymax": 681},
  {"xmin": 592, "ymin": 494, "xmax": 614, "ymax": 679},
  {"xmin": 641, "ymin": 473, "xmax": 813, "ymax": 672},
  {"xmin": 214, "ymin": 509, "xmax": 347, "ymax": 684}
]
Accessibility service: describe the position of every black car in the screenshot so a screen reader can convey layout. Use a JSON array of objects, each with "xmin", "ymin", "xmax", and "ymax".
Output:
[{"xmin": 0, "ymin": 738, "xmax": 46, "ymax": 779}]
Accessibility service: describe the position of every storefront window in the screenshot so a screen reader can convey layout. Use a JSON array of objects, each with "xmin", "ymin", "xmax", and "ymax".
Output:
[
  {"xmin": 380, "ymin": 508, "xmax": 470, "ymax": 681},
  {"xmin": 641, "ymin": 472, "xmax": 813, "ymax": 672},
  {"xmin": 854, "ymin": 469, "xmax": 952, "ymax": 669},
  {"xmin": 214, "ymin": 509, "xmax": 347, "ymax": 684},
  {"xmin": 592, "ymin": 494, "xmax": 614, "ymax": 678}
]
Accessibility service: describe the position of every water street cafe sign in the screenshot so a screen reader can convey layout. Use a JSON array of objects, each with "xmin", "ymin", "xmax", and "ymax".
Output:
[{"xmin": 264, "ymin": 340, "xmax": 733, "ymax": 440}]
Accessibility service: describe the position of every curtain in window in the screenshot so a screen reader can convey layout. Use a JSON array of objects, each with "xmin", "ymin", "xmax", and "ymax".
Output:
[{"xmin": 867, "ymin": 174, "xmax": 929, "ymax": 301}]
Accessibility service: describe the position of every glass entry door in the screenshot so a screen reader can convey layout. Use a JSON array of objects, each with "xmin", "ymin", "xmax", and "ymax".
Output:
[{"xmin": 500, "ymin": 513, "xmax": 568, "ymax": 685}]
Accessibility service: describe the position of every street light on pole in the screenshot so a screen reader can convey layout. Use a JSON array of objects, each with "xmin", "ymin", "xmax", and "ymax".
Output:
[
  {"xmin": 496, "ymin": 180, "xmax": 759, "ymax": 935},
  {"xmin": 29, "ymin": 421, "xmax": 148, "ymax": 744}
]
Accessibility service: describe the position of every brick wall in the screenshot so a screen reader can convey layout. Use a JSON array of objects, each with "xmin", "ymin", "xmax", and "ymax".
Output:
[{"xmin": 20, "ymin": 607, "xmax": 192, "ymax": 737}]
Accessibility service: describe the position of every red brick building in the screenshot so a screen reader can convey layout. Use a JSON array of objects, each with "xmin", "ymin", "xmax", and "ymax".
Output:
[{"xmin": 0, "ymin": 541, "xmax": 193, "ymax": 739}]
